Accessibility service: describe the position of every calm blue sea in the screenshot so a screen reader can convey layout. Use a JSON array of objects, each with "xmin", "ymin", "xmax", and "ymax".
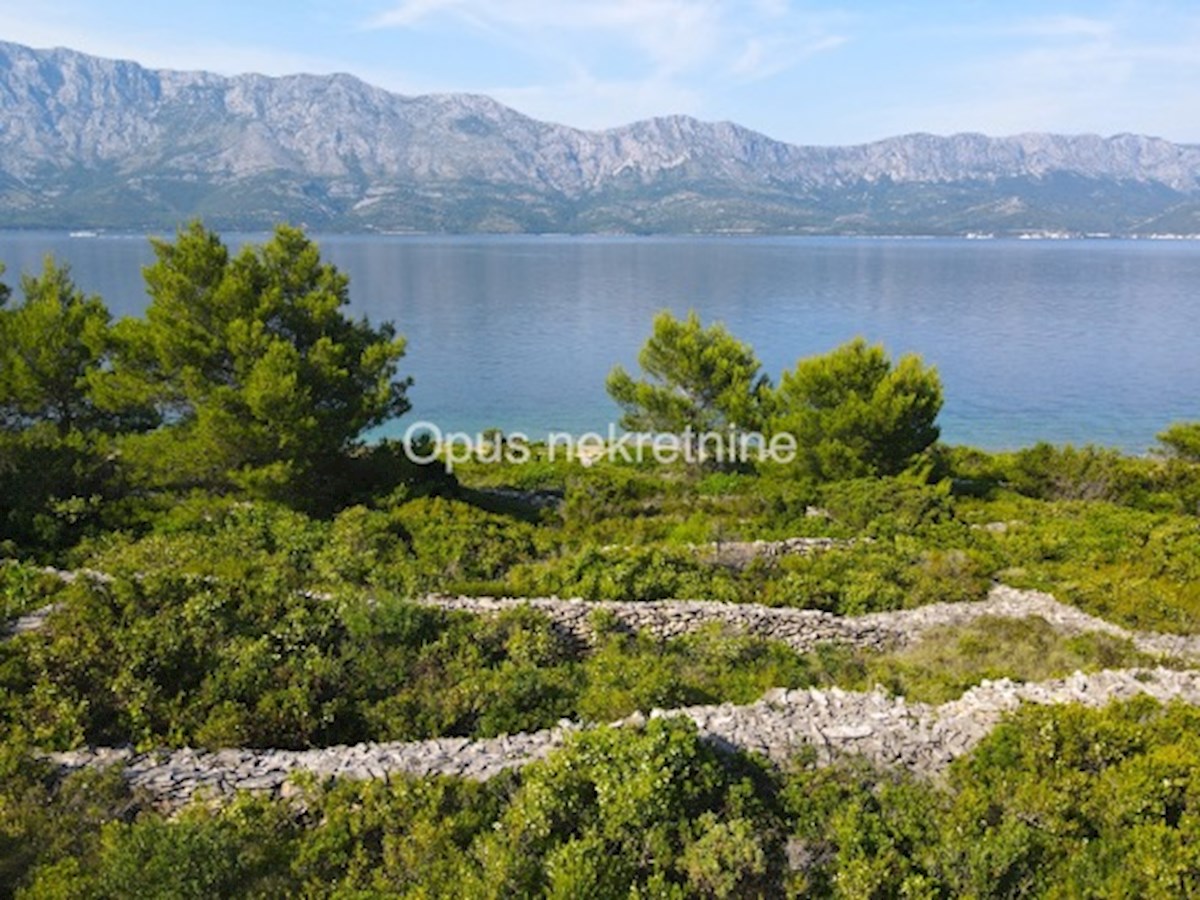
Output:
[{"xmin": 2, "ymin": 232, "xmax": 1198, "ymax": 452}]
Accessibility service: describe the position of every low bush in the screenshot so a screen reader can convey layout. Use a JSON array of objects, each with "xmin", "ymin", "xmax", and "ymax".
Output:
[
  {"xmin": 5, "ymin": 699, "xmax": 1199, "ymax": 897},
  {"xmin": 506, "ymin": 544, "xmax": 746, "ymax": 602}
]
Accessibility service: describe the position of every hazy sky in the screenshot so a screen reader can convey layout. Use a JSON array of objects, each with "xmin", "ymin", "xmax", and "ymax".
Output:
[{"xmin": 3, "ymin": 1, "xmax": 1199, "ymax": 145}]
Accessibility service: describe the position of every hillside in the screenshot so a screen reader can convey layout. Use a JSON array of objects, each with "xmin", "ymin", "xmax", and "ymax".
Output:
[{"xmin": 3, "ymin": 39, "xmax": 1200, "ymax": 233}]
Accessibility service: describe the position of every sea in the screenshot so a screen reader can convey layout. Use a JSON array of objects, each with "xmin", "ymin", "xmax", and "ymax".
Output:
[{"xmin": 2, "ymin": 232, "xmax": 1198, "ymax": 453}]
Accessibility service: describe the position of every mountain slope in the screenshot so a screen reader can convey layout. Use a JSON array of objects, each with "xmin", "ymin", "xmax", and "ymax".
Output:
[{"xmin": 2, "ymin": 40, "xmax": 1199, "ymax": 234}]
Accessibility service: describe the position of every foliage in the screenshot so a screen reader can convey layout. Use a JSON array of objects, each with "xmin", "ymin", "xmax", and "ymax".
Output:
[
  {"xmin": 576, "ymin": 624, "xmax": 823, "ymax": 722},
  {"xmin": 998, "ymin": 441, "xmax": 1155, "ymax": 503},
  {"xmin": 937, "ymin": 698, "xmax": 1200, "ymax": 897},
  {"xmin": 762, "ymin": 542, "xmax": 992, "ymax": 615},
  {"xmin": 972, "ymin": 497, "xmax": 1200, "ymax": 634},
  {"xmin": 559, "ymin": 463, "xmax": 666, "ymax": 528},
  {"xmin": 1, "ymin": 522, "xmax": 848, "ymax": 751},
  {"xmin": 949, "ymin": 440, "xmax": 1200, "ymax": 514},
  {"xmin": 0, "ymin": 739, "xmax": 137, "ymax": 898},
  {"xmin": 0, "ymin": 259, "xmax": 144, "ymax": 556},
  {"xmin": 0, "ymin": 567, "xmax": 585, "ymax": 750},
  {"xmin": 6, "ymin": 700, "xmax": 1200, "ymax": 897},
  {"xmin": 817, "ymin": 474, "xmax": 954, "ymax": 534},
  {"xmin": 387, "ymin": 496, "xmax": 541, "ymax": 592},
  {"xmin": 606, "ymin": 309, "xmax": 771, "ymax": 448},
  {"xmin": 475, "ymin": 717, "xmax": 784, "ymax": 897},
  {"xmin": 4, "ymin": 263, "xmax": 1200, "ymax": 896},
  {"xmin": 772, "ymin": 337, "xmax": 943, "ymax": 481},
  {"xmin": 1158, "ymin": 421, "xmax": 1200, "ymax": 462},
  {"xmin": 284, "ymin": 774, "xmax": 506, "ymax": 896},
  {"xmin": 779, "ymin": 698, "xmax": 1200, "ymax": 896},
  {"xmin": 97, "ymin": 222, "xmax": 410, "ymax": 509},
  {"xmin": 0, "ymin": 257, "xmax": 135, "ymax": 435},
  {"xmin": 0, "ymin": 561, "xmax": 64, "ymax": 620},
  {"xmin": 508, "ymin": 544, "xmax": 746, "ymax": 603},
  {"xmin": 0, "ymin": 425, "xmax": 121, "ymax": 557}
]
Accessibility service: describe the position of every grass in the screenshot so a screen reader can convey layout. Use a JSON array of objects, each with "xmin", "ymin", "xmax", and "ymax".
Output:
[{"xmin": 841, "ymin": 615, "xmax": 1174, "ymax": 704}]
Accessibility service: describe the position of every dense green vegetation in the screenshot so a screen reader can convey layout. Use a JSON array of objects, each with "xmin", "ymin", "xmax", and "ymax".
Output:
[
  {"xmin": 5, "ymin": 546, "xmax": 1172, "ymax": 754},
  {"xmin": 2, "ymin": 227, "xmax": 1200, "ymax": 896},
  {"xmin": 772, "ymin": 337, "xmax": 943, "ymax": 480},
  {"xmin": 4, "ymin": 701, "xmax": 1200, "ymax": 897},
  {"xmin": 606, "ymin": 309, "xmax": 772, "ymax": 439}
]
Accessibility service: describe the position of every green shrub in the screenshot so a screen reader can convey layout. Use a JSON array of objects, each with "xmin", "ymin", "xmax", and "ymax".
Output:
[
  {"xmin": 476, "ymin": 717, "xmax": 784, "ymax": 897},
  {"xmin": 771, "ymin": 338, "xmax": 943, "ymax": 482},
  {"xmin": 0, "ymin": 562, "xmax": 63, "ymax": 620},
  {"xmin": 507, "ymin": 544, "xmax": 744, "ymax": 602},
  {"xmin": 84, "ymin": 498, "xmax": 329, "ymax": 590},
  {"xmin": 1001, "ymin": 442, "xmax": 1154, "ymax": 503},
  {"xmin": 982, "ymin": 499, "xmax": 1200, "ymax": 634},
  {"xmin": 314, "ymin": 504, "xmax": 416, "ymax": 592},
  {"xmin": 5, "ymin": 698, "xmax": 1200, "ymax": 897},
  {"xmin": 817, "ymin": 475, "xmax": 954, "ymax": 535},
  {"xmin": 287, "ymin": 774, "xmax": 504, "ymax": 895},
  {"xmin": 560, "ymin": 464, "xmax": 667, "ymax": 528},
  {"xmin": 0, "ymin": 426, "xmax": 121, "ymax": 558},
  {"xmin": 390, "ymin": 496, "xmax": 541, "ymax": 591},
  {"xmin": 760, "ymin": 539, "xmax": 990, "ymax": 615},
  {"xmin": 1158, "ymin": 422, "xmax": 1200, "ymax": 462}
]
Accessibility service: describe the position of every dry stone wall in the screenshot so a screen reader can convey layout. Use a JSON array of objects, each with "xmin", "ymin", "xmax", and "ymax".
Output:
[
  {"xmin": 50, "ymin": 667, "xmax": 1200, "ymax": 811},
  {"xmin": 15, "ymin": 569, "xmax": 1200, "ymax": 810},
  {"xmin": 417, "ymin": 585, "xmax": 1200, "ymax": 661}
]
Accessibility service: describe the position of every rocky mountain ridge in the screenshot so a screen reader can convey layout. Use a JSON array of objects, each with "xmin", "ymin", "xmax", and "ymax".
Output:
[{"xmin": 3, "ymin": 40, "xmax": 1200, "ymax": 234}]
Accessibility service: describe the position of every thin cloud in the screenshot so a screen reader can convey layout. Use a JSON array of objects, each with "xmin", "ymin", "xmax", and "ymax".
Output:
[
  {"xmin": 370, "ymin": 0, "xmax": 466, "ymax": 29},
  {"xmin": 730, "ymin": 33, "xmax": 847, "ymax": 82},
  {"xmin": 873, "ymin": 11, "xmax": 1200, "ymax": 141},
  {"xmin": 491, "ymin": 69, "xmax": 704, "ymax": 130},
  {"xmin": 363, "ymin": 0, "xmax": 851, "ymax": 128},
  {"xmin": 368, "ymin": 0, "xmax": 725, "ymax": 73},
  {"xmin": 0, "ymin": 0, "xmax": 356, "ymax": 79},
  {"xmin": 1004, "ymin": 14, "xmax": 1116, "ymax": 40},
  {"xmin": 366, "ymin": 0, "xmax": 847, "ymax": 76}
]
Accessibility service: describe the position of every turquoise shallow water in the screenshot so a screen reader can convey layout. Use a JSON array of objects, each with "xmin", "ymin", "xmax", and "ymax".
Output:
[{"xmin": 2, "ymin": 232, "xmax": 1198, "ymax": 452}]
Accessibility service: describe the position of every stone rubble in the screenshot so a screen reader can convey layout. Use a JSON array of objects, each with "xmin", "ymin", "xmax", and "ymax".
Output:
[
  {"xmin": 699, "ymin": 536, "xmax": 850, "ymax": 568},
  {"xmin": 48, "ymin": 667, "xmax": 1200, "ymax": 812},
  {"xmin": 2, "ymin": 604, "xmax": 59, "ymax": 636}
]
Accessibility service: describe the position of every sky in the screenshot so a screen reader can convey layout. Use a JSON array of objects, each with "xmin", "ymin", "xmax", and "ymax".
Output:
[{"xmin": 2, "ymin": 1, "xmax": 1200, "ymax": 146}]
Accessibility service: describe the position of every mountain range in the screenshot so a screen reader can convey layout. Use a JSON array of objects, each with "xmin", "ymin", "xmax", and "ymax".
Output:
[{"xmin": 3, "ymin": 40, "xmax": 1200, "ymax": 235}]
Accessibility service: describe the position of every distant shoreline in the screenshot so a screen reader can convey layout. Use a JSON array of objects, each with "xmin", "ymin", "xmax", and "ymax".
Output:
[{"xmin": 3, "ymin": 228, "xmax": 1200, "ymax": 241}]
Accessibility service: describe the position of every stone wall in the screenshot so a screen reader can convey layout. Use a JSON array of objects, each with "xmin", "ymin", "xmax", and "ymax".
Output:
[
  {"xmin": 50, "ymin": 667, "xmax": 1200, "ymax": 811},
  {"xmin": 15, "ymin": 570, "xmax": 1199, "ymax": 662},
  {"xmin": 418, "ymin": 585, "xmax": 1200, "ymax": 661},
  {"xmin": 16, "ymin": 569, "xmax": 1200, "ymax": 811}
]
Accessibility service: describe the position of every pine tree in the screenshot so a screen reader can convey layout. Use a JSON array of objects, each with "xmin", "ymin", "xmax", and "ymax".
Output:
[{"xmin": 99, "ymin": 222, "xmax": 411, "ymax": 505}]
